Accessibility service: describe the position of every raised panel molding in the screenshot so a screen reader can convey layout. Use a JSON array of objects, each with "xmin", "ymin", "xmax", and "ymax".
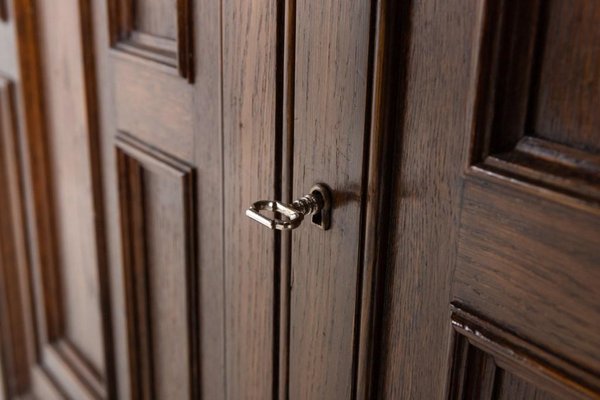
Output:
[
  {"xmin": 468, "ymin": 0, "xmax": 600, "ymax": 207},
  {"xmin": 447, "ymin": 305, "xmax": 599, "ymax": 399},
  {"xmin": 2, "ymin": 78, "xmax": 108, "ymax": 400},
  {"xmin": 108, "ymin": 0, "xmax": 194, "ymax": 81},
  {"xmin": 0, "ymin": 77, "xmax": 30, "ymax": 398},
  {"xmin": 116, "ymin": 132, "xmax": 199, "ymax": 399}
]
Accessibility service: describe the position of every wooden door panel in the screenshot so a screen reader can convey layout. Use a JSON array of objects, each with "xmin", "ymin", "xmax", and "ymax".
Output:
[
  {"xmin": 449, "ymin": 0, "xmax": 600, "ymax": 392},
  {"xmin": 532, "ymin": 2, "xmax": 600, "ymax": 151},
  {"xmin": 455, "ymin": 180, "xmax": 600, "ymax": 373},
  {"xmin": 452, "ymin": 0, "xmax": 600, "ymax": 397},
  {"xmin": 94, "ymin": 0, "xmax": 204, "ymax": 397},
  {"xmin": 448, "ymin": 307, "xmax": 593, "ymax": 399},
  {"xmin": 288, "ymin": 0, "xmax": 373, "ymax": 398},
  {"xmin": 116, "ymin": 135, "xmax": 198, "ymax": 399},
  {"xmin": 0, "ymin": 77, "xmax": 30, "ymax": 398},
  {"xmin": 88, "ymin": 0, "xmax": 226, "ymax": 397},
  {"xmin": 113, "ymin": 58, "xmax": 195, "ymax": 161},
  {"xmin": 38, "ymin": 0, "xmax": 107, "ymax": 375},
  {"xmin": 28, "ymin": 0, "xmax": 112, "ymax": 396},
  {"xmin": 378, "ymin": 0, "xmax": 600, "ymax": 398},
  {"xmin": 221, "ymin": 0, "xmax": 279, "ymax": 398}
]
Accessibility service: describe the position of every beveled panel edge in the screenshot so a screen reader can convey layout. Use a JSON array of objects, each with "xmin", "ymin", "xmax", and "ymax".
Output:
[
  {"xmin": 466, "ymin": 0, "xmax": 599, "ymax": 209},
  {"xmin": 2, "ymin": 8, "xmax": 112, "ymax": 398},
  {"xmin": 0, "ymin": 77, "xmax": 31, "ymax": 397},
  {"xmin": 447, "ymin": 304, "xmax": 600, "ymax": 399},
  {"xmin": 107, "ymin": 0, "xmax": 194, "ymax": 82},
  {"xmin": 116, "ymin": 130, "xmax": 194, "ymax": 175},
  {"xmin": 479, "ymin": 136, "xmax": 600, "ymax": 205},
  {"xmin": 42, "ymin": 341, "xmax": 106, "ymax": 399},
  {"xmin": 115, "ymin": 131, "xmax": 200, "ymax": 399}
]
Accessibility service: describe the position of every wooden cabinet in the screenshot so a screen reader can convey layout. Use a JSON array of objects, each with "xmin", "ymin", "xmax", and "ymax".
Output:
[
  {"xmin": 378, "ymin": 1, "xmax": 600, "ymax": 399},
  {"xmin": 0, "ymin": 0, "xmax": 598, "ymax": 399}
]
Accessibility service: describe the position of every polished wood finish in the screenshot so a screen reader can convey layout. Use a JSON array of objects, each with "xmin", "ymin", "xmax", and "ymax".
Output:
[
  {"xmin": 0, "ymin": 78, "xmax": 30, "ymax": 399},
  {"xmin": 1, "ymin": 0, "xmax": 599, "ymax": 398},
  {"xmin": 221, "ymin": 0, "xmax": 279, "ymax": 398},
  {"xmin": 287, "ymin": 0, "xmax": 375, "ymax": 397},
  {"xmin": 1, "ymin": 0, "xmax": 110, "ymax": 397},
  {"xmin": 108, "ymin": 0, "xmax": 193, "ymax": 81},
  {"xmin": 532, "ymin": 1, "xmax": 600, "ymax": 152},
  {"xmin": 90, "ymin": 0, "xmax": 224, "ymax": 396},
  {"xmin": 378, "ymin": 0, "xmax": 600, "ymax": 399},
  {"xmin": 376, "ymin": 0, "xmax": 476, "ymax": 397}
]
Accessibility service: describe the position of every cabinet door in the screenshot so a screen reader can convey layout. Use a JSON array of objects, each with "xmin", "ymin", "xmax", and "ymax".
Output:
[
  {"xmin": 219, "ymin": 0, "xmax": 385, "ymax": 398},
  {"xmin": 89, "ymin": 0, "xmax": 227, "ymax": 398},
  {"xmin": 0, "ymin": 0, "xmax": 228, "ymax": 398},
  {"xmin": 0, "ymin": 0, "xmax": 385, "ymax": 398},
  {"xmin": 285, "ymin": 1, "xmax": 375, "ymax": 398},
  {"xmin": 1, "ymin": 0, "xmax": 115, "ymax": 398},
  {"xmin": 379, "ymin": 1, "xmax": 600, "ymax": 398}
]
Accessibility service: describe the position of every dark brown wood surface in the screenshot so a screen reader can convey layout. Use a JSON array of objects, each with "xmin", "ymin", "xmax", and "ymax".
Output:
[
  {"xmin": 287, "ymin": 0, "xmax": 374, "ymax": 398},
  {"xmin": 0, "ymin": 77, "xmax": 31, "ymax": 399},
  {"xmin": 0, "ymin": 0, "xmax": 97, "ymax": 397},
  {"xmin": 377, "ymin": 0, "xmax": 600, "ymax": 398},
  {"xmin": 90, "ymin": 0, "xmax": 226, "ymax": 397},
  {"xmin": 532, "ymin": 1, "xmax": 600, "ymax": 152},
  {"xmin": 376, "ymin": 0, "xmax": 476, "ymax": 397},
  {"xmin": 221, "ymin": 0, "xmax": 279, "ymax": 398},
  {"xmin": 2, "ymin": 0, "xmax": 599, "ymax": 398}
]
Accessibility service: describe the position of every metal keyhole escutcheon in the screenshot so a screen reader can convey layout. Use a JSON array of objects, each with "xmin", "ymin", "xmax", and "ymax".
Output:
[{"xmin": 245, "ymin": 183, "xmax": 332, "ymax": 231}]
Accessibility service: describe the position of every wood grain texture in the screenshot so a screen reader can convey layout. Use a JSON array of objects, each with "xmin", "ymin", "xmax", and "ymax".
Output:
[
  {"xmin": 483, "ymin": 136, "xmax": 600, "ymax": 204},
  {"xmin": 0, "ymin": 349, "xmax": 4, "ymax": 400},
  {"xmin": 21, "ymin": 0, "xmax": 115, "ymax": 397},
  {"xmin": 113, "ymin": 58, "xmax": 194, "ymax": 160},
  {"xmin": 448, "ymin": 306, "xmax": 599, "ymax": 399},
  {"xmin": 221, "ymin": 0, "xmax": 279, "ymax": 397},
  {"xmin": 278, "ymin": 0, "xmax": 296, "ymax": 397},
  {"xmin": 355, "ymin": 0, "xmax": 405, "ymax": 397},
  {"xmin": 0, "ymin": 0, "xmax": 6, "ymax": 21},
  {"xmin": 495, "ymin": 372, "xmax": 560, "ymax": 400},
  {"xmin": 288, "ymin": 0, "xmax": 373, "ymax": 398},
  {"xmin": 376, "ymin": 0, "xmax": 477, "ymax": 398},
  {"xmin": 90, "ymin": 0, "xmax": 225, "ymax": 395},
  {"xmin": 378, "ymin": 0, "xmax": 600, "ymax": 397},
  {"xmin": 108, "ymin": 0, "xmax": 194, "ymax": 80},
  {"xmin": 531, "ymin": 1, "xmax": 600, "ymax": 152},
  {"xmin": 134, "ymin": 0, "xmax": 176, "ymax": 39},
  {"xmin": 455, "ymin": 176, "xmax": 600, "ymax": 374},
  {"xmin": 117, "ymin": 135, "xmax": 199, "ymax": 400},
  {"xmin": 3, "ymin": 0, "xmax": 110, "ymax": 397}
]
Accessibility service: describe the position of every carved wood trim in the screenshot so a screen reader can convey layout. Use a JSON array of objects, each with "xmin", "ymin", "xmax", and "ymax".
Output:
[
  {"xmin": 447, "ymin": 304, "xmax": 600, "ymax": 399},
  {"xmin": 467, "ymin": 0, "xmax": 599, "ymax": 209},
  {"xmin": 107, "ymin": 0, "xmax": 194, "ymax": 82},
  {"xmin": 116, "ymin": 132, "xmax": 199, "ymax": 400},
  {"xmin": 482, "ymin": 136, "xmax": 600, "ymax": 203}
]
